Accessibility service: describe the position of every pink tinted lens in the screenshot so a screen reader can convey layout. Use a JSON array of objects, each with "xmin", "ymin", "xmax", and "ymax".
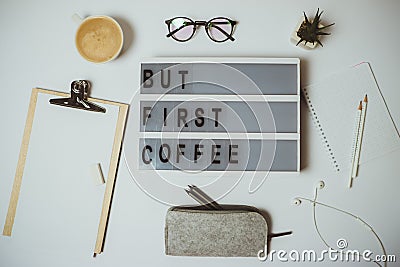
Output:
[
  {"xmin": 170, "ymin": 17, "xmax": 194, "ymax": 41},
  {"xmin": 208, "ymin": 18, "xmax": 232, "ymax": 41}
]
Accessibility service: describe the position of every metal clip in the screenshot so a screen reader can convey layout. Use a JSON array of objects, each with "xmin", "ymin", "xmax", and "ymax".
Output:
[{"xmin": 49, "ymin": 80, "xmax": 106, "ymax": 113}]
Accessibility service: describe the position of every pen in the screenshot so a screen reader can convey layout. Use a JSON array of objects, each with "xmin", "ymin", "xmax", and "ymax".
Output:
[
  {"xmin": 185, "ymin": 189, "xmax": 216, "ymax": 210},
  {"xmin": 185, "ymin": 185, "xmax": 223, "ymax": 210},
  {"xmin": 349, "ymin": 101, "xmax": 362, "ymax": 188},
  {"xmin": 349, "ymin": 95, "xmax": 368, "ymax": 188},
  {"xmin": 189, "ymin": 185, "xmax": 223, "ymax": 210}
]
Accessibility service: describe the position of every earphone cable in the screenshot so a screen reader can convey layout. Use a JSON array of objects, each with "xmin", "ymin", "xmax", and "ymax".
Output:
[{"xmin": 297, "ymin": 189, "xmax": 386, "ymax": 267}]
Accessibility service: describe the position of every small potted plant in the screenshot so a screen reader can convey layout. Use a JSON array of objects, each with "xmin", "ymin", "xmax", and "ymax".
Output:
[{"xmin": 291, "ymin": 8, "xmax": 335, "ymax": 49}]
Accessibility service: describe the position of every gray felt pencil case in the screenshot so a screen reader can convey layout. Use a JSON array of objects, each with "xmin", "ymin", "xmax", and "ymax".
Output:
[{"xmin": 165, "ymin": 205, "xmax": 268, "ymax": 257}]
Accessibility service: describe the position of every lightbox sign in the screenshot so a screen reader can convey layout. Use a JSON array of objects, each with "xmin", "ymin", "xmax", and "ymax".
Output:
[
  {"xmin": 124, "ymin": 58, "xmax": 300, "ymax": 187},
  {"xmin": 124, "ymin": 58, "xmax": 300, "ymax": 205},
  {"xmin": 128, "ymin": 58, "xmax": 300, "ymax": 174}
]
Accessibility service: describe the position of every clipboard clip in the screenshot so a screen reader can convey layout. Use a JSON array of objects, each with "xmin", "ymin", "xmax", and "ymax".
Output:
[{"xmin": 49, "ymin": 80, "xmax": 106, "ymax": 113}]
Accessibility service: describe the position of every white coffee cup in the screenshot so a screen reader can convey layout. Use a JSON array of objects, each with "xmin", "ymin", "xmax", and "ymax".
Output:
[{"xmin": 73, "ymin": 14, "xmax": 124, "ymax": 63}]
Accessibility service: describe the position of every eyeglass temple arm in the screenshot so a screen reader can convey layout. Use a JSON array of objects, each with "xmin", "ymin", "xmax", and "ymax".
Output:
[
  {"xmin": 165, "ymin": 22, "xmax": 195, "ymax": 38},
  {"xmin": 210, "ymin": 24, "xmax": 235, "ymax": 41}
]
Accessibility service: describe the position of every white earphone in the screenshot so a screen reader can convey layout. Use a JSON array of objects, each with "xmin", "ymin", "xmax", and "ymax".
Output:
[
  {"xmin": 292, "ymin": 180, "xmax": 386, "ymax": 267},
  {"xmin": 293, "ymin": 198, "xmax": 302, "ymax": 206},
  {"xmin": 292, "ymin": 180, "xmax": 325, "ymax": 206},
  {"xmin": 316, "ymin": 180, "xmax": 325, "ymax": 190}
]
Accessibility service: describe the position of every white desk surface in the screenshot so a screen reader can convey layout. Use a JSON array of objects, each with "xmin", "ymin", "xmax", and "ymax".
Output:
[{"xmin": 1, "ymin": 0, "xmax": 399, "ymax": 266}]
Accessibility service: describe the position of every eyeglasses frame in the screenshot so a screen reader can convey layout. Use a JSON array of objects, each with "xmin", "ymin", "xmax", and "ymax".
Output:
[{"xmin": 165, "ymin": 16, "xmax": 237, "ymax": 43}]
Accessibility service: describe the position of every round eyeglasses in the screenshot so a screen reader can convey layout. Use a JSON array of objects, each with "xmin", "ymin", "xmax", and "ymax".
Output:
[{"xmin": 165, "ymin": 17, "xmax": 237, "ymax": 43}]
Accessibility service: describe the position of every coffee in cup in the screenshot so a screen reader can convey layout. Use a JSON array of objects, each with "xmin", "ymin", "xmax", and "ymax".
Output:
[{"xmin": 75, "ymin": 16, "xmax": 123, "ymax": 63}]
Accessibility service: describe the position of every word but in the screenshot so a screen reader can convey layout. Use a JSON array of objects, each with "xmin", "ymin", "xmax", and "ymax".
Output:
[{"xmin": 142, "ymin": 69, "xmax": 189, "ymax": 89}]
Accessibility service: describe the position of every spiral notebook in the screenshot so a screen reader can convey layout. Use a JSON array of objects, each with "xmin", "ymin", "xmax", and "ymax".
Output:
[{"xmin": 302, "ymin": 62, "xmax": 400, "ymax": 172}]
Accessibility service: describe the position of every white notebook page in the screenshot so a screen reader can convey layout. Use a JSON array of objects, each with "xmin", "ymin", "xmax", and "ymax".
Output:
[{"xmin": 303, "ymin": 62, "xmax": 400, "ymax": 172}]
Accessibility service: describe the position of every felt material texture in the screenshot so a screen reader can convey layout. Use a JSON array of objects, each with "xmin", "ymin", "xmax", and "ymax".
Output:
[{"xmin": 165, "ymin": 205, "xmax": 268, "ymax": 257}]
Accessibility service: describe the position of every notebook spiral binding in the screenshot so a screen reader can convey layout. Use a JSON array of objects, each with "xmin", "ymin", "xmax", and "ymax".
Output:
[{"xmin": 302, "ymin": 88, "xmax": 340, "ymax": 171}]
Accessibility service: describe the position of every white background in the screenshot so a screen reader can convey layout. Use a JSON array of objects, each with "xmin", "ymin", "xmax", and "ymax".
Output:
[{"xmin": 0, "ymin": 0, "xmax": 399, "ymax": 266}]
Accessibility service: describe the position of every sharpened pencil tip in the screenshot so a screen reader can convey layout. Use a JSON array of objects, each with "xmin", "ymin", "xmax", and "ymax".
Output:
[
  {"xmin": 364, "ymin": 94, "xmax": 368, "ymax": 102},
  {"xmin": 358, "ymin": 101, "xmax": 362, "ymax": 110}
]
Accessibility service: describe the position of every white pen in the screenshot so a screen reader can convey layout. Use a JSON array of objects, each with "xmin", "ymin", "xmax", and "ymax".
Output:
[
  {"xmin": 349, "ymin": 101, "xmax": 363, "ymax": 188},
  {"xmin": 349, "ymin": 95, "xmax": 368, "ymax": 188},
  {"xmin": 355, "ymin": 95, "xmax": 368, "ymax": 171}
]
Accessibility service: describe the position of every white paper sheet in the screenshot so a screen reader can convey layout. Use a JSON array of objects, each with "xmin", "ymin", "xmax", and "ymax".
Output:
[{"xmin": 303, "ymin": 63, "xmax": 400, "ymax": 172}]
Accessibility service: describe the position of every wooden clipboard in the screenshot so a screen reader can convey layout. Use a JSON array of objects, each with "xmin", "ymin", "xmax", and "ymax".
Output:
[{"xmin": 2, "ymin": 87, "xmax": 128, "ymax": 256}]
